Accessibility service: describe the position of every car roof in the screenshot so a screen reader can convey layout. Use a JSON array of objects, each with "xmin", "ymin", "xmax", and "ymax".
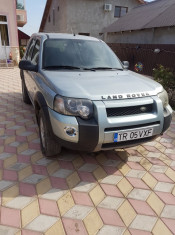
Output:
[{"xmin": 31, "ymin": 33, "xmax": 101, "ymax": 42}]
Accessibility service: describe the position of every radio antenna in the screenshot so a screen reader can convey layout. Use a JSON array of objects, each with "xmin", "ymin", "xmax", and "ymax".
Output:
[{"xmin": 71, "ymin": 27, "xmax": 76, "ymax": 36}]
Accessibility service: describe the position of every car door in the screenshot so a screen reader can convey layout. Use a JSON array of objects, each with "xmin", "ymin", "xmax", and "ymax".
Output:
[
  {"xmin": 23, "ymin": 38, "xmax": 36, "ymax": 101},
  {"xmin": 29, "ymin": 39, "xmax": 41, "ymax": 100}
]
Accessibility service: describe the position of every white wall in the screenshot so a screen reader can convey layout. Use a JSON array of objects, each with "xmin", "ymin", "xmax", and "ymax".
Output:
[
  {"xmin": 43, "ymin": 0, "xmax": 141, "ymax": 39},
  {"xmin": 43, "ymin": 0, "xmax": 67, "ymax": 33},
  {"xmin": 106, "ymin": 27, "xmax": 175, "ymax": 44}
]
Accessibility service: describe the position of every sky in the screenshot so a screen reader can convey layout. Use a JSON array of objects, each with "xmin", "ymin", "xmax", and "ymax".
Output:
[
  {"xmin": 19, "ymin": 0, "xmax": 155, "ymax": 36},
  {"xmin": 19, "ymin": 0, "xmax": 47, "ymax": 36}
]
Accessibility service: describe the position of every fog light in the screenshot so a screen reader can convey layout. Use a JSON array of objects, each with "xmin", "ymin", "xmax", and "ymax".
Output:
[{"xmin": 64, "ymin": 127, "xmax": 77, "ymax": 137}]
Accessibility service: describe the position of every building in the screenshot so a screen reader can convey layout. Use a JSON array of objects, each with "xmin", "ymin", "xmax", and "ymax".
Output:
[
  {"xmin": 18, "ymin": 29, "xmax": 30, "ymax": 47},
  {"xmin": 39, "ymin": 0, "xmax": 144, "ymax": 39},
  {"xmin": 0, "ymin": 0, "xmax": 27, "ymax": 64},
  {"xmin": 103, "ymin": 0, "xmax": 175, "ymax": 44}
]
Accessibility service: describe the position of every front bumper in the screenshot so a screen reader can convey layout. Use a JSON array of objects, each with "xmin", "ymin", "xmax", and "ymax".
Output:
[
  {"xmin": 48, "ymin": 97, "xmax": 173, "ymax": 152},
  {"xmin": 48, "ymin": 108, "xmax": 99, "ymax": 151}
]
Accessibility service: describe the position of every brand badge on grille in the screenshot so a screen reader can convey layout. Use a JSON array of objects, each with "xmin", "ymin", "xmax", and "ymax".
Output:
[{"xmin": 140, "ymin": 106, "xmax": 147, "ymax": 112}]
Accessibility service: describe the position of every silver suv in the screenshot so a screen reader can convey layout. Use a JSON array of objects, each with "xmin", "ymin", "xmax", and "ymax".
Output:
[{"xmin": 19, "ymin": 33, "xmax": 173, "ymax": 157}]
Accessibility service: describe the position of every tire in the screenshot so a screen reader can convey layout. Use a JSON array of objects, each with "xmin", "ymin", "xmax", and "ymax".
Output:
[
  {"xmin": 38, "ymin": 109, "xmax": 61, "ymax": 157},
  {"xmin": 22, "ymin": 79, "xmax": 31, "ymax": 104}
]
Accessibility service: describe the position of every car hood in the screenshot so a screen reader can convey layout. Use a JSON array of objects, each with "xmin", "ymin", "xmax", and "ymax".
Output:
[{"xmin": 42, "ymin": 70, "xmax": 163, "ymax": 100}]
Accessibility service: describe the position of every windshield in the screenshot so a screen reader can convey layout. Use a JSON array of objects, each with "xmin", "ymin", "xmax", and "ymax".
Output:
[{"xmin": 43, "ymin": 39, "xmax": 123, "ymax": 70}]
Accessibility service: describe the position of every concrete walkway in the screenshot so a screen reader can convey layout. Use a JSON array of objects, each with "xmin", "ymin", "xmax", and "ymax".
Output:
[{"xmin": 0, "ymin": 68, "xmax": 175, "ymax": 235}]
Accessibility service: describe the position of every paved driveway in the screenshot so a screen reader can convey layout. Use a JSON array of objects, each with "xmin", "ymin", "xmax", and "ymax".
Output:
[{"xmin": 0, "ymin": 68, "xmax": 175, "ymax": 235}]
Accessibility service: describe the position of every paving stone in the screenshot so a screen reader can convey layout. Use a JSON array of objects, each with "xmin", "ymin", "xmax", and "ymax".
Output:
[
  {"xmin": 72, "ymin": 181, "xmax": 96, "ymax": 192},
  {"xmin": 162, "ymin": 218, "xmax": 175, "ymax": 234},
  {"xmin": 22, "ymin": 174, "xmax": 46, "ymax": 184},
  {"xmin": 100, "ymin": 183, "xmax": 123, "ymax": 197},
  {"xmin": 0, "ymin": 180, "xmax": 14, "ymax": 191},
  {"xmin": 63, "ymin": 205, "xmax": 93, "ymax": 220},
  {"xmin": 62, "ymin": 218, "xmax": 88, "ymax": 235},
  {"xmin": 97, "ymin": 225, "xmax": 126, "ymax": 235},
  {"xmin": 0, "ymin": 225, "xmax": 20, "ymax": 235},
  {"xmin": 24, "ymin": 215, "xmax": 64, "ymax": 233},
  {"xmin": 6, "ymin": 162, "xmax": 32, "ymax": 181},
  {"xmin": 52, "ymin": 169, "xmax": 73, "ymax": 178},
  {"xmin": 130, "ymin": 215, "xmax": 157, "ymax": 231},
  {"xmin": 98, "ymin": 196, "xmax": 124, "ymax": 210},
  {"xmin": 71, "ymin": 191, "xmax": 93, "ymax": 206},
  {"xmin": 5, "ymin": 195, "xmax": 36, "ymax": 209},
  {"xmin": 152, "ymin": 219, "xmax": 172, "ymax": 235},
  {"xmin": 0, "ymin": 152, "xmax": 17, "ymax": 168},
  {"xmin": 150, "ymin": 165, "xmax": 168, "ymax": 173},
  {"xmin": 4, "ymin": 195, "xmax": 40, "ymax": 227},
  {"xmin": 154, "ymin": 182, "xmax": 174, "ymax": 193},
  {"xmin": 102, "ymin": 159, "xmax": 121, "ymax": 167},
  {"xmin": 129, "ymin": 199, "xmax": 156, "ymax": 216},
  {"xmin": 57, "ymin": 191, "xmax": 75, "ymax": 216},
  {"xmin": 147, "ymin": 192, "xmax": 164, "ymax": 216},
  {"xmin": 165, "ymin": 168, "xmax": 175, "ymax": 182},
  {"xmin": 93, "ymin": 166, "xmax": 107, "ymax": 182},
  {"xmin": 97, "ymin": 207, "xmax": 124, "ymax": 227},
  {"xmin": 155, "ymin": 191, "xmax": 175, "ymax": 205},
  {"xmin": 83, "ymin": 209, "xmax": 103, "ymax": 235},
  {"xmin": 128, "ymin": 189, "xmax": 151, "ymax": 201},
  {"xmin": 117, "ymin": 178, "xmax": 133, "ymax": 196},
  {"xmin": 117, "ymin": 200, "xmax": 136, "ymax": 226},
  {"xmin": 126, "ymin": 169, "xmax": 146, "ymax": 178},
  {"xmin": 89, "ymin": 185, "xmax": 105, "ymax": 206},
  {"xmin": 40, "ymin": 188, "xmax": 68, "ymax": 201},
  {"xmin": 101, "ymin": 175, "xmax": 123, "ymax": 185},
  {"xmin": 161, "ymin": 205, "xmax": 175, "ymax": 219},
  {"xmin": 127, "ymin": 177, "xmax": 149, "ymax": 189}
]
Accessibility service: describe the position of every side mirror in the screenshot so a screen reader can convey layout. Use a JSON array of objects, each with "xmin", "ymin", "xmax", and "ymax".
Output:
[
  {"xmin": 123, "ymin": 61, "xmax": 129, "ymax": 70},
  {"xmin": 19, "ymin": 60, "xmax": 38, "ymax": 72}
]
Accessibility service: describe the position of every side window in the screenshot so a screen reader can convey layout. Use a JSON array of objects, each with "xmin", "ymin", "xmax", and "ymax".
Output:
[
  {"xmin": 31, "ymin": 40, "xmax": 40, "ymax": 65},
  {"xmin": 26, "ymin": 39, "xmax": 36, "ymax": 61}
]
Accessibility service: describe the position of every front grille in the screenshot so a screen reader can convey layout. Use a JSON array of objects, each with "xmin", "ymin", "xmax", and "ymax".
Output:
[{"xmin": 106, "ymin": 104, "xmax": 153, "ymax": 117}]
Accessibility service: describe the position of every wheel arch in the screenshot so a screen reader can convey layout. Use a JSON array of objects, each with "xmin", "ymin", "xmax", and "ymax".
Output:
[{"xmin": 34, "ymin": 92, "xmax": 48, "ymax": 125}]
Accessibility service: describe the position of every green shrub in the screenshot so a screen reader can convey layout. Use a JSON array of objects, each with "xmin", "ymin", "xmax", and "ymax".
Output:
[{"xmin": 153, "ymin": 65, "xmax": 175, "ymax": 109}]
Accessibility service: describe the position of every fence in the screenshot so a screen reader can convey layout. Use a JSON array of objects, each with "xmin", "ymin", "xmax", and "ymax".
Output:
[{"xmin": 108, "ymin": 43, "xmax": 175, "ymax": 76}]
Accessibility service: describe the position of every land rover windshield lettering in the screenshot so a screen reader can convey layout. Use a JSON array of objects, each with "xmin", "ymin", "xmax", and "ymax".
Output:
[{"xmin": 43, "ymin": 39, "xmax": 123, "ymax": 70}]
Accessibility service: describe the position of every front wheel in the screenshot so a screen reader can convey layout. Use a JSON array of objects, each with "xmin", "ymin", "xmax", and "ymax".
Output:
[{"xmin": 39, "ymin": 109, "xmax": 61, "ymax": 157}]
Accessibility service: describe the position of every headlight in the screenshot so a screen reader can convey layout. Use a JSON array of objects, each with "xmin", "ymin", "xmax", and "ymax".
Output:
[
  {"xmin": 54, "ymin": 95, "xmax": 93, "ymax": 119},
  {"xmin": 158, "ymin": 89, "xmax": 169, "ymax": 108}
]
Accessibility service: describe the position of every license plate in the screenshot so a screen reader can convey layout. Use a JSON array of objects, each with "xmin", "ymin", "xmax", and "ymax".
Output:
[{"xmin": 114, "ymin": 128, "xmax": 153, "ymax": 142}]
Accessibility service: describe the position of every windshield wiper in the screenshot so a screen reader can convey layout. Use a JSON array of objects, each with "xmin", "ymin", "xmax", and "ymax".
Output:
[
  {"xmin": 44, "ymin": 65, "xmax": 81, "ymax": 70},
  {"xmin": 82, "ymin": 68, "xmax": 96, "ymax": 71},
  {"xmin": 90, "ymin": 67, "xmax": 123, "ymax": 71}
]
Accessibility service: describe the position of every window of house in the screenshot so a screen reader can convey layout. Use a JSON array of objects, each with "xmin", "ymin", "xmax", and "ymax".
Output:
[
  {"xmin": 114, "ymin": 6, "xmax": 128, "ymax": 18},
  {"xmin": 48, "ymin": 15, "xmax": 51, "ymax": 22},
  {"xmin": 0, "ymin": 15, "xmax": 9, "ymax": 46},
  {"xmin": 53, "ymin": 9, "xmax": 55, "ymax": 25},
  {"xmin": 16, "ymin": 0, "xmax": 25, "ymax": 10}
]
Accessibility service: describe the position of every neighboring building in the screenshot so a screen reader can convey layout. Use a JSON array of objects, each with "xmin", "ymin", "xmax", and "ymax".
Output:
[
  {"xmin": 18, "ymin": 29, "xmax": 30, "ymax": 47},
  {"xmin": 39, "ymin": 0, "xmax": 144, "ymax": 39},
  {"xmin": 104, "ymin": 0, "xmax": 175, "ymax": 44},
  {"xmin": 0, "ymin": 0, "xmax": 27, "ymax": 63}
]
